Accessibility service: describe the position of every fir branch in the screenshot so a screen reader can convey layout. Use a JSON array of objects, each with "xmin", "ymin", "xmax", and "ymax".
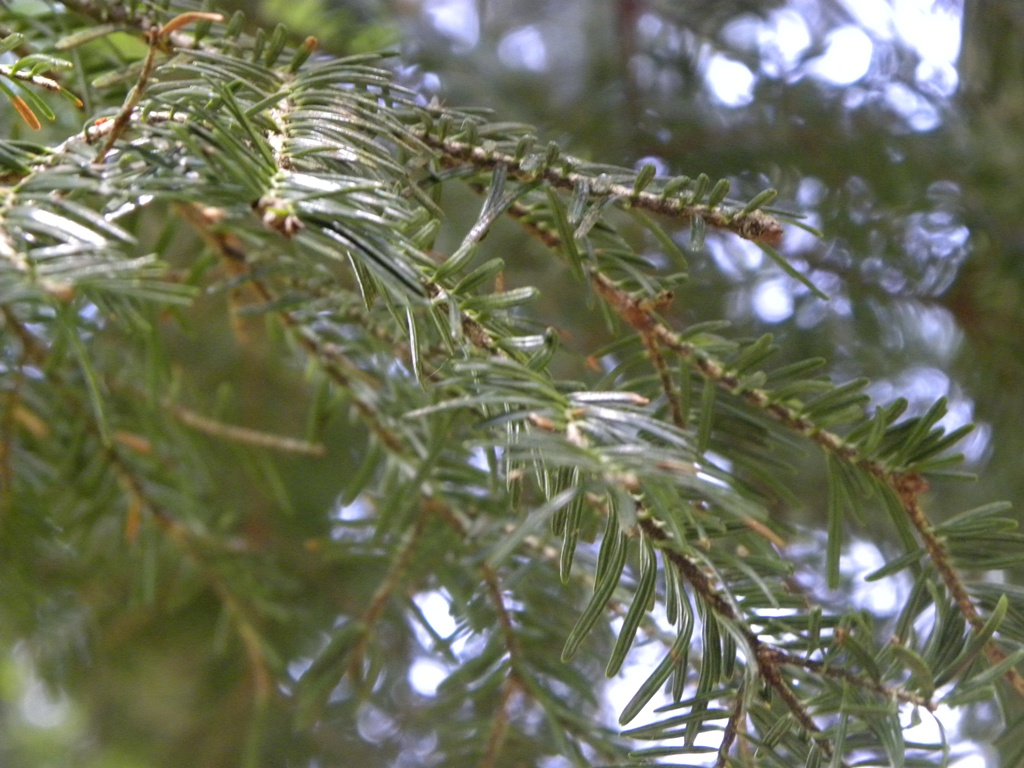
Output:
[
  {"xmin": 479, "ymin": 563, "xmax": 524, "ymax": 768},
  {"xmin": 637, "ymin": 514, "xmax": 837, "ymax": 762},
  {"xmin": 4, "ymin": 2, "xmax": 1019, "ymax": 764},
  {"xmin": 424, "ymin": 177, "xmax": 968, "ymax": 749},
  {"xmin": 175, "ymin": 202, "xmax": 407, "ymax": 453},
  {"xmin": 348, "ymin": 502, "xmax": 432, "ymax": 683},
  {"xmin": 593, "ymin": 270, "xmax": 1024, "ymax": 698},
  {"xmin": 164, "ymin": 399, "xmax": 326, "ymax": 457},
  {"xmin": 0, "ymin": 66, "xmax": 69, "ymax": 95},
  {"xmin": 715, "ymin": 685, "xmax": 745, "ymax": 768},
  {"xmin": 895, "ymin": 474, "xmax": 1024, "ymax": 696},
  {"xmin": 415, "ymin": 129, "xmax": 785, "ymax": 246},
  {"xmin": 412, "ymin": 108, "xmax": 1022, "ymax": 759},
  {"xmin": 21, "ymin": 317, "xmax": 279, "ymax": 707}
]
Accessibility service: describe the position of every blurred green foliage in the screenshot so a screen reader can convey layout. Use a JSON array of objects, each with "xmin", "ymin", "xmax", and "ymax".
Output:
[{"xmin": 3, "ymin": 0, "xmax": 1024, "ymax": 766}]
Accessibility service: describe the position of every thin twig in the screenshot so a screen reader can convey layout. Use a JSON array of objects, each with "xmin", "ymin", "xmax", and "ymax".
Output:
[
  {"xmin": 638, "ymin": 515, "xmax": 837, "ymax": 761},
  {"xmin": 0, "ymin": 66, "xmax": 72, "ymax": 94},
  {"xmin": 94, "ymin": 28, "xmax": 160, "ymax": 162},
  {"xmin": 641, "ymin": 331, "xmax": 687, "ymax": 429},
  {"xmin": 895, "ymin": 474, "xmax": 1024, "ymax": 695},
  {"xmin": 348, "ymin": 505, "xmax": 432, "ymax": 681},
  {"xmin": 415, "ymin": 130, "xmax": 784, "ymax": 246},
  {"xmin": 479, "ymin": 563, "xmax": 524, "ymax": 768},
  {"xmin": 715, "ymin": 684, "xmax": 746, "ymax": 768},
  {"xmin": 166, "ymin": 399, "xmax": 326, "ymax": 457}
]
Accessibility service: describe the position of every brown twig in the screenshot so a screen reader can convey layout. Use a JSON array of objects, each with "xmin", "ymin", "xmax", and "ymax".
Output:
[
  {"xmin": 594, "ymin": 269, "xmax": 1024, "ymax": 698},
  {"xmin": 94, "ymin": 27, "xmax": 160, "ymax": 162},
  {"xmin": 638, "ymin": 515, "xmax": 836, "ymax": 761},
  {"xmin": 641, "ymin": 329, "xmax": 687, "ymax": 429},
  {"xmin": 479, "ymin": 563, "xmax": 524, "ymax": 768},
  {"xmin": 348, "ymin": 504, "xmax": 432, "ymax": 681},
  {"xmin": 94, "ymin": 12, "xmax": 223, "ymax": 162},
  {"xmin": 165, "ymin": 399, "xmax": 326, "ymax": 457},
  {"xmin": 895, "ymin": 475, "xmax": 1024, "ymax": 695},
  {"xmin": 715, "ymin": 685, "xmax": 746, "ymax": 768},
  {"xmin": 416, "ymin": 131, "xmax": 784, "ymax": 246}
]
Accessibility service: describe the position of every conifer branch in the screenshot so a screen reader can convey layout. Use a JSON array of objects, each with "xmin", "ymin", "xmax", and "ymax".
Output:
[
  {"xmin": 435, "ymin": 499, "xmax": 628, "ymax": 765},
  {"xmin": 4, "ymin": 2, "xmax": 1019, "ymax": 763},
  {"xmin": 415, "ymin": 131, "xmax": 785, "ymax": 246},
  {"xmin": 176, "ymin": 203, "xmax": 407, "ymax": 453},
  {"xmin": 637, "ymin": 514, "xmax": 837, "ymax": 762},
  {"xmin": 164, "ymin": 399, "xmax": 327, "ymax": 457},
  {"xmin": 595, "ymin": 270, "xmax": 1024, "ymax": 698},
  {"xmin": 894, "ymin": 474, "xmax": 1024, "ymax": 696},
  {"xmin": 483, "ymin": 175, "xmax": 1009, "ymax": 741},
  {"xmin": 11, "ymin": 312, "xmax": 278, "ymax": 703},
  {"xmin": 348, "ymin": 503, "xmax": 432, "ymax": 683},
  {"xmin": 0, "ymin": 66, "xmax": 67, "ymax": 94},
  {"xmin": 479, "ymin": 563, "xmax": 523, "ymax": 768},
  {"xmin": 715, "ymin": 688, "xmax": 745, "ymax": 768},
  {"xmin": 441, "ymin": 177, "xmax": 1000, "ymax": 737}
]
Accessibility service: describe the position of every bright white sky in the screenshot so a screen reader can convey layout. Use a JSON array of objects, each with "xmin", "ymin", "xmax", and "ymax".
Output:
[
  {"xmin": 709, "ymin": 0, "xmax": 961, "ymax": 107},
  {"xmin": 423, "ymin": 0, "xmax": 963, "ymax": 105}
]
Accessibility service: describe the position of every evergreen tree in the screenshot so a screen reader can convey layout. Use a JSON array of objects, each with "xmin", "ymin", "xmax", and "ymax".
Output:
[{"xmin": 1, "ymin": 2, "xmax": 1021, "ymax": 765}]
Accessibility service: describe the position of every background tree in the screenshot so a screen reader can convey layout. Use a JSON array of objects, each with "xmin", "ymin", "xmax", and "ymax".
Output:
[{"xmin": 1, "ymin": 1, "xmax": 1023, "ymax": 766}]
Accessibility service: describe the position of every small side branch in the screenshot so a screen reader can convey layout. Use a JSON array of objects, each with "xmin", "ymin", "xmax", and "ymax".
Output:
[
  {"xmin": 479, "ymin": 563, "xmax": 524, "ymax": 768},
  {"xmin": 94, "ymin": 12, "xmax": 223, "ymax": 162},
  {"xmin": 349, "ymin": 505, "xmax": 432, "ymax": 681},
  {"xmin": 638, "ymin": 516, "xmax": 836, "ymax": 761},
  {"xmin": 639, "ymin": 327, "xmax": 686, "ymax": 429},
  {"xmin": 165, "ymin": 400, "xmax": 326, "ymax": 457},
  {"xmin": 715, "ymin": 686, "xmax": 746, "ymax": 768},
  {"xmin": 176, "ymin": 203, "xmax": 406, "ymax": 454},
  {"xmin": 769, "ymin": 647, "xmax": 933, "ymax": 710},
  {"xmin": 895, "ymin": 475, "xmax": 1024, "ymax": 696},
  {"xmin": 415, "ymin": 131, "xmax": 784, "ymax": 246}
]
